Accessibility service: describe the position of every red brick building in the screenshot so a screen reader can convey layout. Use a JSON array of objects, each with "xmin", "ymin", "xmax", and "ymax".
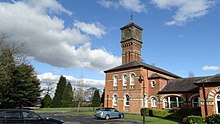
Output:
[{"xmin": 104, "ymin": 22, "xmax": 220, "ymax": 117}]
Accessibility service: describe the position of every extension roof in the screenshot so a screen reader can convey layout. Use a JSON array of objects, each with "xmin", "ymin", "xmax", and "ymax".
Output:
[
  {"xmin": 195, "ymin": 73, "xmax": 220, "ymax": 84},
  {"xmin": 104, "ymin": 61, "xmax": 180, "ymax": 78},
  {"xmin": 158, "ymin": 76, "xmax": 210, "ymax": 94}
]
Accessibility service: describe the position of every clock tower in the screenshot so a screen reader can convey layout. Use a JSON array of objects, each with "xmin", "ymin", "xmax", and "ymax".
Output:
[{"xmin": 120, "ymin": 22, "xmax": 143, "ymax": 64}]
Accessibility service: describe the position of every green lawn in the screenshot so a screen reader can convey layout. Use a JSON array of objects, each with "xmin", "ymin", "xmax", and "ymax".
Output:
[{"xmin": 36, "ymin": 108, "xmax": 180, "ymax": 124}]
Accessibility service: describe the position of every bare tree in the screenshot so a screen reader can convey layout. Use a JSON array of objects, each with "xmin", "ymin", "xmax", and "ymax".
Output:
[
  {"xmin": 0, "ymin": 33, "xmax": 27, "ymax": 71},
  {"xmin": 188, "ymin": 71, "xmax": 195, "ymax": 77},
  {"xmin": 42, "ymin": 82, "xmax": 54, "ymax": 96},
  {"xmin": 73, "ymin": 76, "xmax": 88, "ymax": 112}
]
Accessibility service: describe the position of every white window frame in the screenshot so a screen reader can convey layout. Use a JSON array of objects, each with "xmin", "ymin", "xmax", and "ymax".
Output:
[
  {"xmin": 192, "ymin": 97, "xmax": 200, "ymax": 107},
  {"xmin": 112, "ymin": 94, "xmax": 118, "ymax": 106},
  {"xmin": 144, "ymin": 95, "xmax": 148, "ymax": 108},
  {"xmin": 113, "ymin": 75, "xmax": 118, "ymax": 87},
  {"xmin": 124, "ymin": 94, "xmax": 130, "ymax": 106},
  {"xmin": 151, "ymin": 97, "xmax": 157, "ymax": 108},
  {"xmin": 130, "ymin": 73, "xmax": 135, "ymax": 86},
  {"xmin": 215, "ymin": 94, "xmax": 220, "ymax": 114},
  {"xmin": 151, "ymin": 80, "xmax": 156, "ymax": 88},
  {"xmin": 122, "ymin": 74, "xmax": 127, "ymax": 86},
  {"xmin": 163, "ymin": 96, "xmax": 183, "ymax": 109}
]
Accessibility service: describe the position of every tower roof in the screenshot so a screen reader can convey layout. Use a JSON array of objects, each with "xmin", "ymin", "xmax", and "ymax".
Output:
[{"xmin": 120, "ymin": 22, "xmax": 143, "ymax": 31}]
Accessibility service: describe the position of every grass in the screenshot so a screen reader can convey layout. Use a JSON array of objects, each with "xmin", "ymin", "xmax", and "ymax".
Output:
[
  {"xmin": 35, "ymin": 107, "xmax": 98, "ymax": 112},
  {"xmin": 36, "ymin": 108, "xmax": 180, "ymax": 124}
]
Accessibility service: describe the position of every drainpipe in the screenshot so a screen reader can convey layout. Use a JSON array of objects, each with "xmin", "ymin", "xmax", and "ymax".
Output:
[
  {"xmin": 202, "ymin": 83, "xmax": 208, "ymax": 117},
  {"xmin": 107, "ymin": 95, "xmax": 109, "ymax": 108}
]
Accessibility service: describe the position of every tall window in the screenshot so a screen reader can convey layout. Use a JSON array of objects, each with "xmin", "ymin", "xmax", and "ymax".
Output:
[
  {"xmin": 216, "ymin": 94, "xmax": 220, "ymax": 114},
  {"xmin": 123, "ymin": 74, "xmax": 127, "ymax": 86},
  {"xmin": 124, "ymin": 94, "xmax": 130, "ymax": 106},
  {"xmin": 163, "ymin": 96, "xmax": 183, "ymax": 109},
  {"xmin": 192, "ymin": 97, "xmax": 200, "ymax": 107},
  {"xmin": 112, "ymin": 94, "xmax": 118, "ymax": 106},
  {"xmin": 113, "ymin": 76, "xmax": 118, "ymax": 86},
  {"xmin": 130, "ymin": 73, "xmax": 135, "ymax": 85},
  {"xmin": 151, "ymin": 80, "xmax": 156, "ymax": 88},
  {"xmin": 144, "ymin": 95, "xmax": 148, "ymax": 108},
  {"xmin": 151, "ymin": 97, "xmax": 157, "ymax": 108}
]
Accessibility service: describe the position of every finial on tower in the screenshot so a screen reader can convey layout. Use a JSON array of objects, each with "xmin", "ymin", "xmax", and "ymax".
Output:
[{"xmin": 130, "ymin": 12, "xmax": 133, "ymax": 22}]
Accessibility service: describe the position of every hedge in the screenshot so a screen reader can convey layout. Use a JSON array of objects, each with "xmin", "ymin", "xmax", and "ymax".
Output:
[
  {"xmin": 205, "ymin": 114, "xmax": 220, "ymax": 124},
  {"xmin": 187, "ymin": 115, "xmax": 205, "ymax": 124},
  {"xmin": 140, "ymin": 107, "xmax": 201, "ymax": 120}
]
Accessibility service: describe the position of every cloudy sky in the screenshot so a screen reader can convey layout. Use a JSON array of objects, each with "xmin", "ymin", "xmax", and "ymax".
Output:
[{"xmin": 0, "ymin": 0, "xmax": 220, "ymax": 92}]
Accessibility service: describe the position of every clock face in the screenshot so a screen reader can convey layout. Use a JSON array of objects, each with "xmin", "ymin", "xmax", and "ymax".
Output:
[
  {"xmin": 123, "ymin": 28, "xmax": 131, "ymax": 39},
  {"xmin": 134, "ymin": 29, "xmax": 140, "ymax": 40}
]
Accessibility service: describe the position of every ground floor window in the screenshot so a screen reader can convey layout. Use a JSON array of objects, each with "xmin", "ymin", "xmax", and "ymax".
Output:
[
  {"xmin": 163, "ymin": 96, "xmax": 183, "ymax": 109},
  {"xmin": 151, "ymin": 97, "xmax": 157, "ymax": 108},
  {"xmin": 112, "ymin": 94, "xmax": 118, "ymax": 106},
  {"xmin": 192, "ymin": 97, "xmax": 200, "ymax": 107},
  {"xmin": 124, "ymin": 94, "xmax": 130, "ymax": 106},
  {"xmin": 143, "ymin": 95, "xmax": 148, "ymax": 108},
  {"xmin": 216, "ymin": 94, "xmax": 220, "ymax": 114}
]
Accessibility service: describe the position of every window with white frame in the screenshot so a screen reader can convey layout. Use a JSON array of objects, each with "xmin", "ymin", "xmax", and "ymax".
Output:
[
  {"xmin": 130, "ymin": 73, "xmax": 135, "ymax": 85},
  {"xmin": 216, "ymin": 94, "xmax": 220, "ymax": 114},
  {"xmin": 112, "ymin": 94, "xmax": 118, "ymax": 106},
  {"xmin": 123, "ymin": 74, "xmax": 127, "ymax": 86},
  {"xmin": 163, "ymin": 96, "xmax": 183, "ymax": 109},
  {"xmin": 151, "ymin": 80, "xmax": 156, "ymax": 88},
  {"xmin": 124, "ymin": 94, "xmax": 130, "ymax": 106},
  {"xmin": 113, "ymin": 76, "xmax": 118, "ymax": 86},
  {"xmin": 192, "ymin": 97, "xmax": 200, "ymax": 107},
  {"xmin": 144, "ymin": 95, "xmax": 148, "ymax": 108},
  {"xmin": 151, "ymin": 97, "xmax": 157, "ymax": 107}
]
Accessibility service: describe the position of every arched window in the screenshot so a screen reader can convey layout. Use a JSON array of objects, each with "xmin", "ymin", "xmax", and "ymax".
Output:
[
  {"xmin": 123, "ymin": 74, "xmax": 127, "ymax": 86},
  {"xmin": 112, "ymin": 94, "xmax": 118, "ymax": 106},
  {"xmin": 144, "ymin": 95, "xmax": 148, "ymax": 108},
  {"xmin": 163, "ymin": 96, "xmax": 183, "ymax": 109},
  {"xmin": 216, "ymin": 94, "xmax": 220, "ymax": 114},
  {"xmin": 192, "ymin": 97, "xmax": 200, "ymax": 107},
  {"xmin": 151, "ymin": 80, "xmax": 156, "ymax": 88},
  {"xmin": 113, "ymin": 76, "xmax": 118, "ymax": 86},
  {"xmin": 124, "ymin": 94, "xmax": 130, "ymax": 106},
  {"xmin": 130, "ymin": 73, "xmax": 135, "ymax": 85},
  {"xmin": 151, "ymin": 97, "xmax": 157, "ymax": 108}
]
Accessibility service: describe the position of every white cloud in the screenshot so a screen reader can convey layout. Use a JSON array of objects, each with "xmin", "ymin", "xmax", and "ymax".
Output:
[
  {"xmin": 0, "ymin": 0, "xmax": 120, "ymax": 70},
  {"xmin": 38, "ymin": 72, "xmax": 105, "ymax": 96},
  {"xmin": 74, "ymin": 20, "xmax": 106, "ymax": 38},
  {"xmin": 98, "ymin": 0, "xmax": 146, "ymax": 13},
  {"xmin": 151, "ymin": 0, "xmax": 215, "ymax": 25},
  {"xmin": 202, "ymin": 66, "xmax": 220, "ymax": 71}
]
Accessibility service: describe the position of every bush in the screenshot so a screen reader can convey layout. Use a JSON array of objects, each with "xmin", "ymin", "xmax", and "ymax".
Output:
[
  {"xmin": 167, "ymin": 107, "xmax": 201, "ymax": 119},
  {"xmin": 140, "ymin": 108, "xmax": 171, "ymax": 117},
  {"xmin": 205, "ymin": 114, "xmax": 220, "ymax": 124},
  {"xmin": 140, "ymin": 107, "xmax": 201, "ymax": 121},
  {"xmin": 187, "ymin": 115, "xmax": 205, "ymax": 124}
]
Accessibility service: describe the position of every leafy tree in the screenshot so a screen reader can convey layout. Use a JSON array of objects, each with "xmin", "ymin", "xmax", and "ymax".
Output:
[
  {"xmin": 0, "ymin": 48, "xmax": 16, "ymax": 108},
  {"xmin": 92, "ymin": 90, "xmax": 101, "ymax": 107},
  {"xmin": 12, "ymin": 64, "xmax": 41, "ymax": 108},
  {"xmin": 41, "ymin": 94, "xmax": 52, "ymax": 108},
  {"xmin": 52, "ymin": 76, "xmax": 67, "ymax": 107},
  {"xmin": 61, "ymin": 82, "xmax": 73, "ymax": 107},
  {"xmin": 0, "ymin": 34, "xmax": 40, "ymax": 108}
]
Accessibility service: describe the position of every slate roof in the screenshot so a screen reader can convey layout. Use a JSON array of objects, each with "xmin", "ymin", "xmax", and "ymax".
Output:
[
  {"xmin": 158, "ymin": 76, "xmax": 210, "ymax": 93},
  {"xmin": 195, "ymin": 73, "xmax": 220, "ymax": 84},
  {"xmin": 104, "ymin": 61, "xmax": 180, "ymax": 78},
  {"xmin": 148, "ymin": 73, "xmax": 168, "ymax": 80}
]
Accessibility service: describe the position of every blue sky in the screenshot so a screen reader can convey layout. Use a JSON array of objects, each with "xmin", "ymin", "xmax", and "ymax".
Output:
[{"xmin": 0, "ymin": 0, "xmax": 220, "ymax": 91}]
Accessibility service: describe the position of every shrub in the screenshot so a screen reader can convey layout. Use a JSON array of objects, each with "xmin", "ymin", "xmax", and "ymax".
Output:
[
  {"xmin": 187, "ymin": 115, "xmax": 205, "ymax": 124},
  {"xmin": 140, "ymin": 108, "xmax": 171, "ymax": 117},
  {"xmin": 205, "ymin": 114, "xmax": 220, "ymax": 124}
]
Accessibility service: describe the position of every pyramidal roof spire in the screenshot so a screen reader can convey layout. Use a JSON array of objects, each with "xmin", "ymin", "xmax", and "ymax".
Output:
[{"xmin": 130, "ymin": 12, "xmax": 133, "ymax": 22}]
